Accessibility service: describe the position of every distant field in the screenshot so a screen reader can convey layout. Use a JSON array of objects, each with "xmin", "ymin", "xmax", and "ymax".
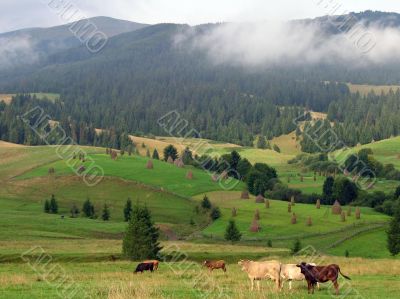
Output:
[
  {"xmin": 194, "ymin": 191, "xmax": 390, "ymax": 256},
  {"xmin": 334, "ymin": 136, "xmax": 400, "ymax": 169},
  {"xmin": 271, "ymin": 131, "xmax": 302, "ymax": 155},
  {"xmin": 347, "ymin": 83, "xmax": 400, "ymax": 96},
  {"xmin": 18, "ymin": 153, "xmax": 244, "ymax": 197},
  {"xmin": 0, "ymin": 92, "xmax": 60, "ymax": 104}
]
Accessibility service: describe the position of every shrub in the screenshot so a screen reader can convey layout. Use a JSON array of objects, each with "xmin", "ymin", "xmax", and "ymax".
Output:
[
  {"xmin": 102, "ymin": 204, "xmax": 110, "ymax": 221},
  {"xmin": 267, "ymin": 240, "xmax": 272, "ymax": 248}
]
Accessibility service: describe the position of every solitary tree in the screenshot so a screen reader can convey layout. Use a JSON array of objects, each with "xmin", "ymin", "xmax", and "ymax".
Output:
[
  {"xmin": 201, "ymin": 195, "xmax": 212, "ymax": 210},
  {"xmin": 70, "ymin": 204, "xmax": 79, "ymax": 218},
  {"xmin": 152, "ymin": 149, "xmax": 160, "ymax": 160},
  {"xmin": 44, "ymin": 200, "xmax": 50, "ymax": 213},
  {"xmin": 82, "ymin": 198, "xmax": 95, "ymax": 218},
  {"xmin": 225, "ymin": 220, "xmax": 242, "ymax": 242},
  {"xmin": 122, "ymin": 204, "xmax": 161, "ymax": 260},
  {"xmin": 163, "ymin": 145, "xmax": 178, "ymax": 161},
  {"xmin": 124, "ymin": 198, "xmax": 133, "ymax": 222},
  {"xmin": 387, "ymin": 206, "xmax": 400, "ymax": 256},
  {"xmin": 291, "ymin": 239, "xmax": 302, "ymax": 254},
  {"xmin": 49, "ymin": 194, "xmax": 58, "ymax": 214},
  {"xmin": 210, "ymin": 207, "xmax": 221, "ymax": 220},
  {"xmin": 102, "ymin": 204, "xmax": 110, "ymax": 221}
]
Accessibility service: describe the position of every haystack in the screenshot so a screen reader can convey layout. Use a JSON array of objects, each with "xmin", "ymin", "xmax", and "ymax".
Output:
[
  {"xmin": 146, "ymin": 160, "xmax": 154, "ymax": 169},
  {"xmin": 241, "ymin": 190, "xmax": 250, "ymax": 199},
  {"xmin": 332, "ymin": 200, "xmax": 342, "ymax": 215},
  {"xmin": 255, "ymin": 194, "xmax": 265, "ymax": 203}
]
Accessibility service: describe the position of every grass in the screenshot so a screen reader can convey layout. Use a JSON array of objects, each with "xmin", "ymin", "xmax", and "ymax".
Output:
[
  {"xmin": 347, "ymin": 83, "xmax": 400, "ymax": 96},
  {"xmin": 194, "ymin": 191, "xmax": 388, "ymax": 245},
  {"xmin": 1, "ymin": 251, "xmax": 400, "ymax": 298},
  {"xmin": 18, "ymin": 153, "xmax": 244, "ymax": 197}
]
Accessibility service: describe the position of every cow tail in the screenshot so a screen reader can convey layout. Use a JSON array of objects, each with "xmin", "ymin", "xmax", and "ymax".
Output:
[{"xmin": 339, "ymin": 268, "xmax": 351, "ymax": 280}]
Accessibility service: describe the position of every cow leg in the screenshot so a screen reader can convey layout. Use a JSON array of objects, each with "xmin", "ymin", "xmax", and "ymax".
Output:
[
  {"xmin": 307, "ymin": 281, "xmax": 311, "ymax": 294},
  {"xmin": 333, "ymin": 280, "xmax": 339, "ymax": 295},
  {"xmin": 257, "ymin": 280, "xmax": 260, "ymax": 291},
  {"xmin": 288, "ymin": 280, "xmax": 292, "ymax": 290},
  {"xmin": 250, "ymin": 279, "xmax": 254, "ymax": 291},
  {"xmin": 317, "ymin": 282, "xmax": 320, "ymax": 290}
]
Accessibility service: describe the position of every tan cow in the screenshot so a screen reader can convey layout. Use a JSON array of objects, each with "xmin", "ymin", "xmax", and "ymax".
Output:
[
  {"xmin": 280, "ymin": 263, "xmax": 320, "ymax": 290},
  {"xmin": 238, "ymin": 260, "xmax": 281, "ymax": 291}
]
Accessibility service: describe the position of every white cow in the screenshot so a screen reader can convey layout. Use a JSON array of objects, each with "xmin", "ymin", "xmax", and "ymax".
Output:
[
  {"xmin": 280, "ymin": 263, "xmax": 320, "ymax": 290},
  {"xmin": 238, "ymin": 260, "xmax": 281, "ymax": 291}
]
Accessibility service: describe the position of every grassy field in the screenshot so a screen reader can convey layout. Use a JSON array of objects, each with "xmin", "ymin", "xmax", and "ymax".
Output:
[
  {"xmin": 1, "ymin": 141, "xmax": 399, "ymax": 298},
  {"xmin": 193, "ymin": 191, "xmax": 390, "ymax": 256},
  {"xmin": 347, "ymin": 83, "xmax": 400, "ymax": 96},
  {"xmin": 1, "ymin": 246, "xmax": 399, "ymax": 298},
  {"xmin": 18, "ymin": 153, "xmax": 244, "ymax": 197}
]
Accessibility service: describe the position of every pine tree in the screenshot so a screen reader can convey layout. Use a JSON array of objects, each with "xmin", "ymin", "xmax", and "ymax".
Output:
[
  {"xmin": 49, "ymin": 194, "xmax": 58, "ymax": 214},
  {"xmin": 291, "ymin": 239, "xmax": 302, "ymax": 254},
  {"xmin": 256, "ymin": 135, "xmax": 267, "ymax": 149},
  {"xmin": 102, "ymin": 204, "xmax": 110, "ymax": 221},
  {"xmin": 123, "ymin": 198, "xmax": 133, "ymax": 222},
  {"xmin": 210, "ymin": 207, "xmax": 221, "ymax": 220},
  {"xmin": 224, "ymin": 220, "xmax": 242, "ymax": 242},
  {"xmin": 44, "ymin": 200, "xmax": 50, "ymax": 213},
  {"xmin": 122, "ymin": 204, "xmax": 161, "ymax": 260},
  {"xmin": 82, "ymin": 198, "xmax": 95, "ymax": 218},
  {"xmin": 163, "ymin": 145, "xmax": 178, "ymax": 161},
  {"xmin": 152, "ymin": 149, "xmax": 160, "ymax": 160},
  {"xmin": 201, "ymin": 195, "xmax": 212, "ymax": 210},
  {"xmin": 387, "ymin": 206, "xmax": 400, "ymax": 256}
]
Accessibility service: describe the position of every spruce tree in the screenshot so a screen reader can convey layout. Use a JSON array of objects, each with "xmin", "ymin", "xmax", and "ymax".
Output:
[
  {"xmin": 49, "ymin": 194, "xmax": 58, "ymax": 214},
  {"xmin": 70, "ymin": 204, "xmax": 79, "ymax": 218},
  {"xmin": 152, "ymin": 149, "xmax": 160, "ymax": 160},
  {"xmin": 291, "ymin": 239, "xmax": 302, "ymax": 254},
  {"xmin": 82, "ymin": 198, "xmax": 95, "ymax": 218},
  {"xmin": 102, "ymin": 204, "xmax": 110, "ymax": 221},
  {"xmin": 225, "ymin": 220, "xmax": 242, "ymax": 242},
  {"xmin": 122, "ymin": 204, "xmax": 161, "ymax": 260},
  {"xmin": 123, "ymin": 198, "xmax": 133, "ymax": 222},
  {"xmin": 388, "ymin": 206, "xmax": 400, "ymax": 256},
  {"xmin": 201, "ymin": 195, "xmax": 212, "ymax": 210},
  {"xmin": 44, "ymin": 200, "xmax": 50, "ymax": 213}
]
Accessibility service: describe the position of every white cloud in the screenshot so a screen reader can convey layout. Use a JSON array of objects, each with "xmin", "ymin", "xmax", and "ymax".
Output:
[
  {"xmin": 0, "ymin": 35, "xmax": 38, "ymax": 70},
  {"xmin": 176, "ymin": 21, "xmax": 400, "ymax": 68}
]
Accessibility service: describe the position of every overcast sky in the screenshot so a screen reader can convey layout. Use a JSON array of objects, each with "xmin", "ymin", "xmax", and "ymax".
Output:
[{"xmin": 1, "ymin": 0, "xmax": 400, "ymax": 33}]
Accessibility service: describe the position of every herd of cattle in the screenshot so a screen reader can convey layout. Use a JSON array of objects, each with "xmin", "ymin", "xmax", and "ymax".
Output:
[{"xmin": 134, "ymin": 259, "xmax": 351, "ymax": 295}]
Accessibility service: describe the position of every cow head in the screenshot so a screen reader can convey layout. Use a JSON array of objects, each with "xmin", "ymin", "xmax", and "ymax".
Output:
[
  {"xmin": 203, "ymin": 260, "xmax": 209, "ymax": 266},
  {"xmin": 297, "ymin": 262, "xmax": 315, "ymax": 276},
  {"xmin": 238, "ymin": 260, "xmax": 251, "ymax": 271}
]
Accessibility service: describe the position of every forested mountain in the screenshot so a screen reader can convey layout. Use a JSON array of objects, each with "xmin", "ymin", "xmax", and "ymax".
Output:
[{"xmin": 1, "ymin": 11, "xmax": 400, "ymax": 147}]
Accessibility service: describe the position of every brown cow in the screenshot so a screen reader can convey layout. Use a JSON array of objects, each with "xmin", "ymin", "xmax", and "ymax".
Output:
[
  {"xmin": 297, "ymin": 262, "xmax": 351, "ymax": 295},
  {"xmin": 203, "ymin": 260, "xmax": 226, "ymax": 272},
  {"xmin": 143, "ymin": 260, "xmax": 159, "ymax": 271}
]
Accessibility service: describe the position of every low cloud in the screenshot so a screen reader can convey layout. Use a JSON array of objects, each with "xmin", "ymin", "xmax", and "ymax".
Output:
[
  {"xmin": 0, "ymin": 35, "xmax": 38, "ymax": 70},
  {"xmin": 176, "ymin": 21, "xmax": 400, "ymax": 68}
]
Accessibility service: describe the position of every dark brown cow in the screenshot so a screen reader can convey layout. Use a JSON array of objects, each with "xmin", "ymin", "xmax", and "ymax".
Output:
[
  {"xmin": 203, "ymin": 260, "xmax": 226, "ymax": 272},
  {"xmin": 297, "ymin": 262, "xmax": 351, "ymax": 295},
  {"xmin": 143, "ymin": 260, "xmax": 159, "ymax": 270}
]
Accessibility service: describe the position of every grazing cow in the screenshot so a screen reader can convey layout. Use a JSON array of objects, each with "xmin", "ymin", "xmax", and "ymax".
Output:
[
  {"xmin": 143, "ymin": 260, "xmax": 159, "ymax": 271},
  {"xmin": 297, "ymin": 262, "xmax": 351, "ymax": 295},
  {"xmin": 203, "ymin": 260, "xmax": 226, "ymax": 272},
  {"xmin": 238, "ymin": 260, "xmax": 281, "ymax": 291},
  {"xmin": 134, "ymin": 262, "xmax": 154, "ymax": 274},
  {"xmin": 280, "ymin": 263, "xmax": 320, "ymax": 290}
]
